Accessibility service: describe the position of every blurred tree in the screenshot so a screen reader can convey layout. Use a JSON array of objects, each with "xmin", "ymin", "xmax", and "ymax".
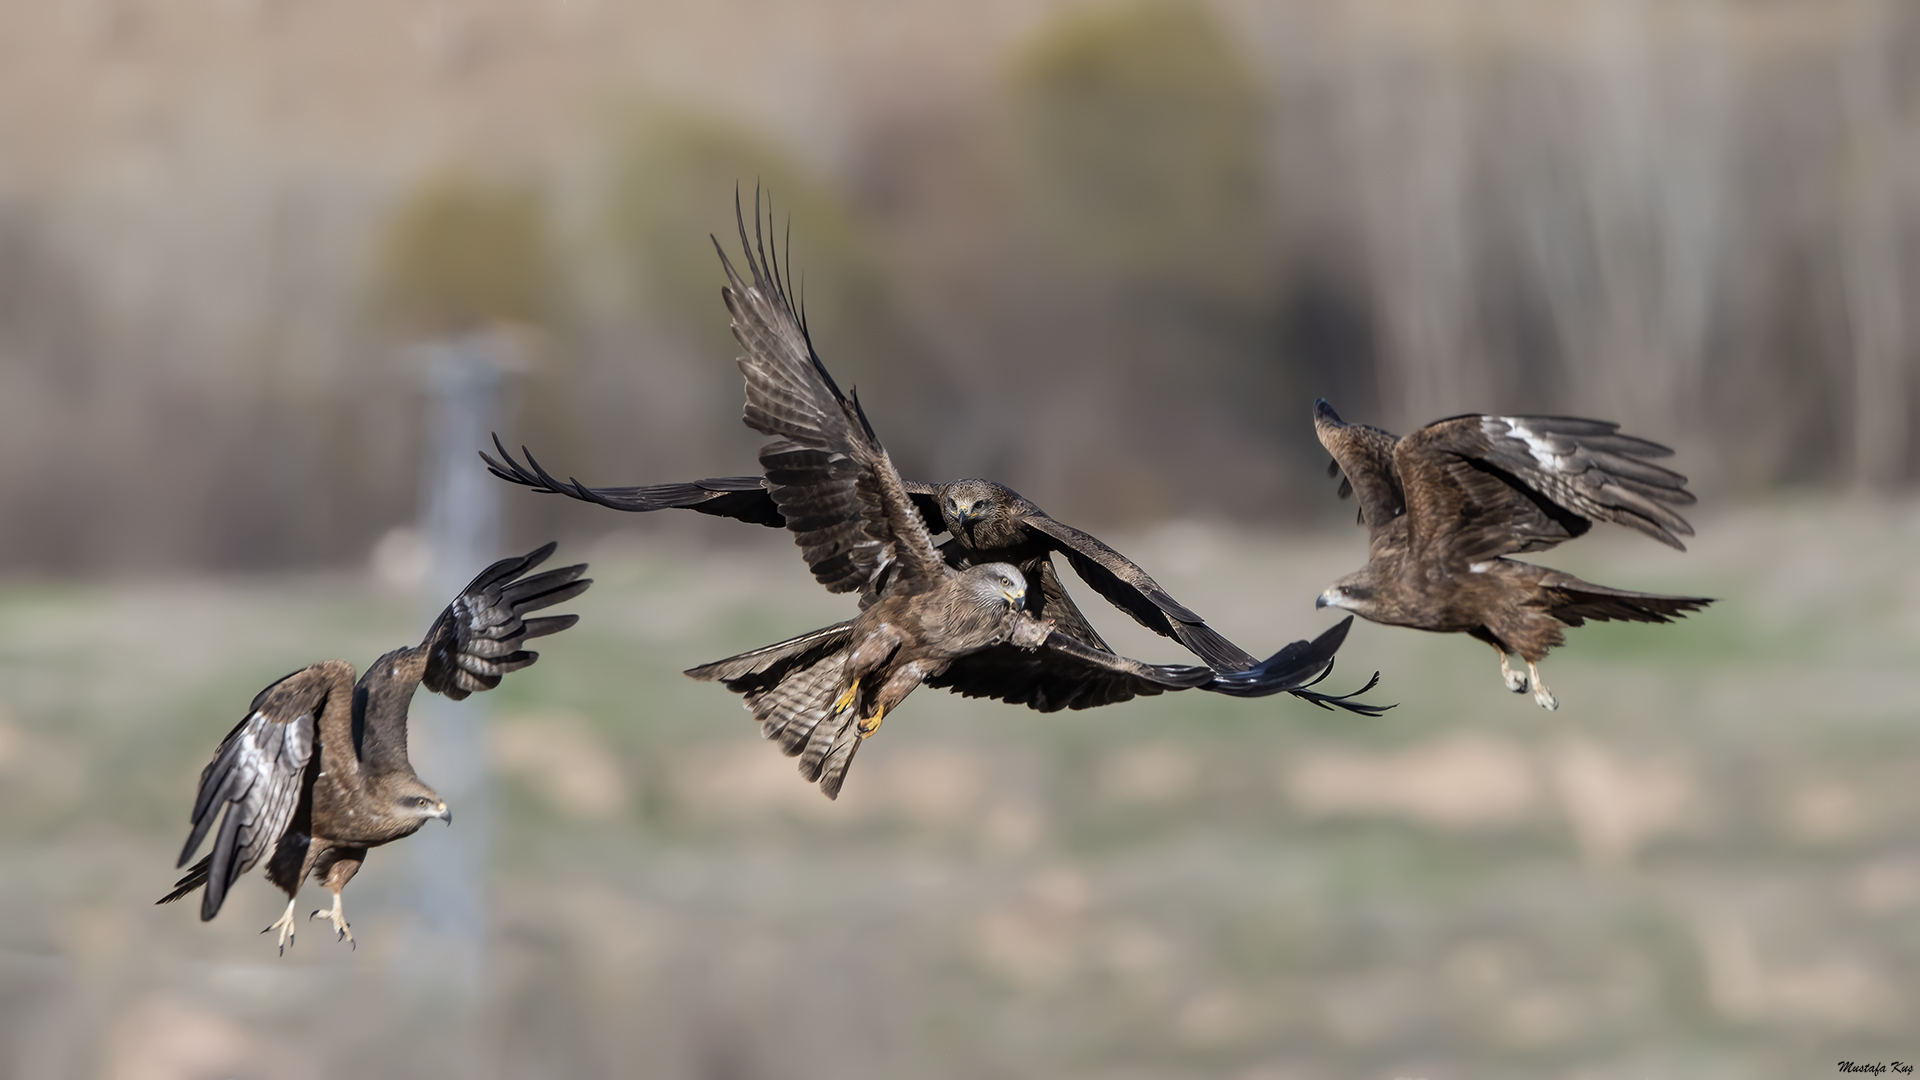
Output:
[
  {"xmin": 1003, "ymin": 0, "xmax": 1272, "ymax": 304},
  {"xmin": 373, "ymin": 172, "xmax": 559, "ymax": 335},
  {"xmin": 992, "ymin": 0, "xmax": 1294, "ymax": 518}
]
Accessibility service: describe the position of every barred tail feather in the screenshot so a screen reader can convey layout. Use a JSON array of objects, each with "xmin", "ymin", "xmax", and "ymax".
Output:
[{"xmin": 688, "ymin": 622, "xmax": 868, "ymax": 798}]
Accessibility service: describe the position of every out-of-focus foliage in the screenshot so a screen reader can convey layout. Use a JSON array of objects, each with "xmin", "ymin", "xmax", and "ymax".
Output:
[
  {"xmin": 0, "ymin": 0, "xmax": 1916, "ymax": 573},
  {"xmin": 982, "ymin": 0, "xmax": 1292, "ymax": 517},
  {"xmin": 1004, "ymin": 0, "xmax": 1270, "ymax": 302},
  {"xmin": 373, "ymin": 173, "xmax": 559, "ymax": 332}
]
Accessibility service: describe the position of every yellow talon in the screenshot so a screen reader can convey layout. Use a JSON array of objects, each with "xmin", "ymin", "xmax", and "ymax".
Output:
[
  {"xmin": 857, "ymin": 705, "xmax": 886, "ymax": 738},
  {"xmin": 833, "ymin": 679, "xmax": 860, "ymax": 713}
]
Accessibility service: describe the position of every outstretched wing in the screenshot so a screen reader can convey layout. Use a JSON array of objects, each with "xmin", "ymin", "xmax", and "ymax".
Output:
[
  {"xmin": 1204, "ymin": 617, "xmax": 1391, "ymax": 714},
  {"xmin": 1025, "ymin": 556, "xmax": 1114, "ymax": 655},
  {"xmin": 158, "ymin": 662, "xmax": 348, "ymax": 920},
  {"xmin": 1314, "ymin": 399, "xmax": 1407, "ymax": 559},
  {"xmin": 1395, "ymin": 414, "xmax": 1697, "ymax": 567},
  {"xmin": 483, "ymin": 437, "xmax": 786, "ymax": 526},
  {"xmin": 926, "ymin": 616, "xmax": 1384, "ymax": 715},
  {"xmin": 925, "ymin": 631, "xmax": 1218, "ymax": 712},
  {"xmin": 422, "ymin": 541, "xmax": 592, "ymax": 701},
  {"xmin": 482, "ymin": 436, "xmax": 949, "ymax": 535},
  {"xmin": 1019, "ymin": 514, "xmax": 1258, "ymax": 672},
  {"xmin": 718, "ymin": 191, "xmax": 946, "ymax": 598}
]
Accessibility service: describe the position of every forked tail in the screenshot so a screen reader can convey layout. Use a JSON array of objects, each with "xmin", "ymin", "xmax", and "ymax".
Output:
[{"xmin": 1543, "ymin": 576, "xmax": 1713, "ymax": 627}]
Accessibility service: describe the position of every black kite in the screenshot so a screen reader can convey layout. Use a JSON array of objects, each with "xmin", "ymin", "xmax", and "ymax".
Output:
[
  {"xmin": 484, "ymin": 449, "xmax": 1338, "ymax": 681},
  {"xmin": 686, "ymin": 206, "xmax": 1369, "ymax": 799},
  {"xmin": 1313, "ymin": 400, "xmax": 1711, "ymax": 709},
  {"xmin": 159, "ymin": 544, "xmax": 590, "ymax": 950}
]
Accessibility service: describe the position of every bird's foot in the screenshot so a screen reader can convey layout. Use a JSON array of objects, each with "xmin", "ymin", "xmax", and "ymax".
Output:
[
  {"xmin": 1500, "ymin": 653, "xmax": 1529, "ymax": 693},
  {"xmin": 1526, "ymin": 661, "xmax": 1557, "ymax": 711},
  {"xmin": 263, "ymin": 897, "xmax": 298, "ymax": 955},
  {"xmin": 833, "ymin": 679, "xmax": 861, "ymax": 714},
  {"xmin": 309, "ymin": 893, "xmax": 355, "ymax": 949},
  {"xmin": 856, "ymin": 704, "xmax": 886, "ymax": 739}
]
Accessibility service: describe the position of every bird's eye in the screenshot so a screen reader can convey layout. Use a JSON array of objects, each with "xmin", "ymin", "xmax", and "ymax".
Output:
[{"xmin": 416, "ymin": 797, "xmax": 430, "ymax": 807}]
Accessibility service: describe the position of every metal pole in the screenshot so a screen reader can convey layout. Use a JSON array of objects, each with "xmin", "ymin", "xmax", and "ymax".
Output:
[{"xmin": 392, "ymin": 329, "xmax": 521, "ymax": 1037}]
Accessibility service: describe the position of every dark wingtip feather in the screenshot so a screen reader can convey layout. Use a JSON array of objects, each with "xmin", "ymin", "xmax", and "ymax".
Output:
[
  {"xmin": 1291, "ymin": 667, "xmax": 1395, "ymax": 716},
  {"xmin": 1205, "ymin": 616, "xmax": 1351, "ymax": 698},
  {"xmin": 156, "ymin": 857, "xmax": 211, "ymax": 908},
  {"xmin": 482, "ymin": 436, "xmax": 558, "ymax": 495}
]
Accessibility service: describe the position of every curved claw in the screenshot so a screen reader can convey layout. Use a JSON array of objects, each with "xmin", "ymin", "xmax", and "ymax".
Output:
[
  {"xmin": 310, "ymin": 895, "xmax": 356, "ymax": 948},
  {"xmin": 262, "ymin": 898, "xmax": 297, "ymax": 955}
]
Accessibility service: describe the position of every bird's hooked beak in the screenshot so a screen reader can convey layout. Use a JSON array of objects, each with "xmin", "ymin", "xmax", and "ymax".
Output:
[
  {"xmin": 1315, "ymin": 588, "xmax": 1337, "ymax": 610},
  {"xmin": 1004, "ymin": 583, "xmax": 1027, "ymax": 611},
  {"xmin": 953, "ymin": 500, "xmax": 980, "ymax": 543},
  {"xmin": 435, "ymin": 801, "xmax": 452, "ymax": 826}
]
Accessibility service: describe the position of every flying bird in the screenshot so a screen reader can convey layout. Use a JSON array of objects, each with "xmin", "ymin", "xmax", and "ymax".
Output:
[
  {"xmin": 1312, "ymin": 399, "xmax": 1711, "ymax": 709},
  {"xmin": 158, "ymin": 544, "xmax": 590, "ymax": 951},
  {"xmin": 483, "ymin": 447, "xmax": 1342, "ymax": 682},
  {"xmin": 686, "ymin": 201, "xmax": 1371, "ymax": 799}
]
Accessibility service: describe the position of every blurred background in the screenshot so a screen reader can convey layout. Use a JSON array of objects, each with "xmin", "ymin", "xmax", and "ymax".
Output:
[{"xmin": 1, "ymin": 0, "xmax": 1917, "ymax": 1076}]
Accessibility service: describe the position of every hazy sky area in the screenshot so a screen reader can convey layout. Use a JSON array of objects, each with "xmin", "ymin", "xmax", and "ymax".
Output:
[{"xmin": 0, "ymin": 0, "xmax": 1915, "ymax": 571}]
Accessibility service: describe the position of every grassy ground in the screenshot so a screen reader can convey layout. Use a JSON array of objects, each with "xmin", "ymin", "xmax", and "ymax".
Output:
[{"xmin": 1, "ymin": 498, "xmax": 1916, "ymax": 1079}]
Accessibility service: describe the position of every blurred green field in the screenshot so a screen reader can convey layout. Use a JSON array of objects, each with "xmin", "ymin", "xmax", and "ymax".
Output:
[{"xmin": 1, "ymin": 499, "xmax": 1916, "ymax": 1080}]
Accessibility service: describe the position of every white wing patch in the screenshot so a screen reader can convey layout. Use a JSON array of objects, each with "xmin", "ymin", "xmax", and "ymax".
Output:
[{"xmin": 1490, "ymin": 417, "xmax": 1572, "ymax": 473}]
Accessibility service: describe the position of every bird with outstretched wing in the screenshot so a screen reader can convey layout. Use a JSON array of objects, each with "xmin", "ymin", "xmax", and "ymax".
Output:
[
  {"xmin": 684, "ymin": 197, "xmax": 1375, "ymax": 799},
  {"xmin": 1313, "ymin": 399, "xmax": 1711, "ymax": 709},
  {"xmin": 159, "ymin": 544, "xmax": 590, "ymax": 951}
]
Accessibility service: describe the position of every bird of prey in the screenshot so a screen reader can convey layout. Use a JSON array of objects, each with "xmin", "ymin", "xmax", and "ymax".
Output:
[
  {"xmin": 1312, "ymin": 399, "xmax": 1711, "ymax": 709},
  {"xmin": 685, "ymin": 202, "xmax": 1370, "ymax": 799},
  {"xmin": 158, "ymin": 544, "xmax": 590, "ymax": 951},
  {"xmin": 484, "ymin": 446, "xmax": 1336, "ymax": 682}
]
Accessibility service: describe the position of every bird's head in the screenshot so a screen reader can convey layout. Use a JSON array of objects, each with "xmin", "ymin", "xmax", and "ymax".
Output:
[
  {"xmin": 393, "ymin": 779, "xmax": 452, "ymax": 827},
  {"xmin": 1316, "ymin": 569, "xmax": 1380, "ymax": 618},
  {"xmin": 939, "ymin": 479, "xmax": 1014, "ymax": 548},
  {"xmin": 963, "ymin": 562, "xmax": 1029, "ymax": 613}
]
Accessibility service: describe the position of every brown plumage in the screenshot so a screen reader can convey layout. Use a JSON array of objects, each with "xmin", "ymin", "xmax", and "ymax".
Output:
[
  {"xmin": 687, "ymin": 199, "xmax": 1369, "ymax": 799},
  {"xmin": 158, "ymin": 544, "xmax": 590, "ymax": 951},
  {"xmin": 484, "ymin": 445, "xmax": 1280, "ymax": 675},
  {"xmin": 1313, "ymin": 399, "xmax": 1711, "ymax": 709}
]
